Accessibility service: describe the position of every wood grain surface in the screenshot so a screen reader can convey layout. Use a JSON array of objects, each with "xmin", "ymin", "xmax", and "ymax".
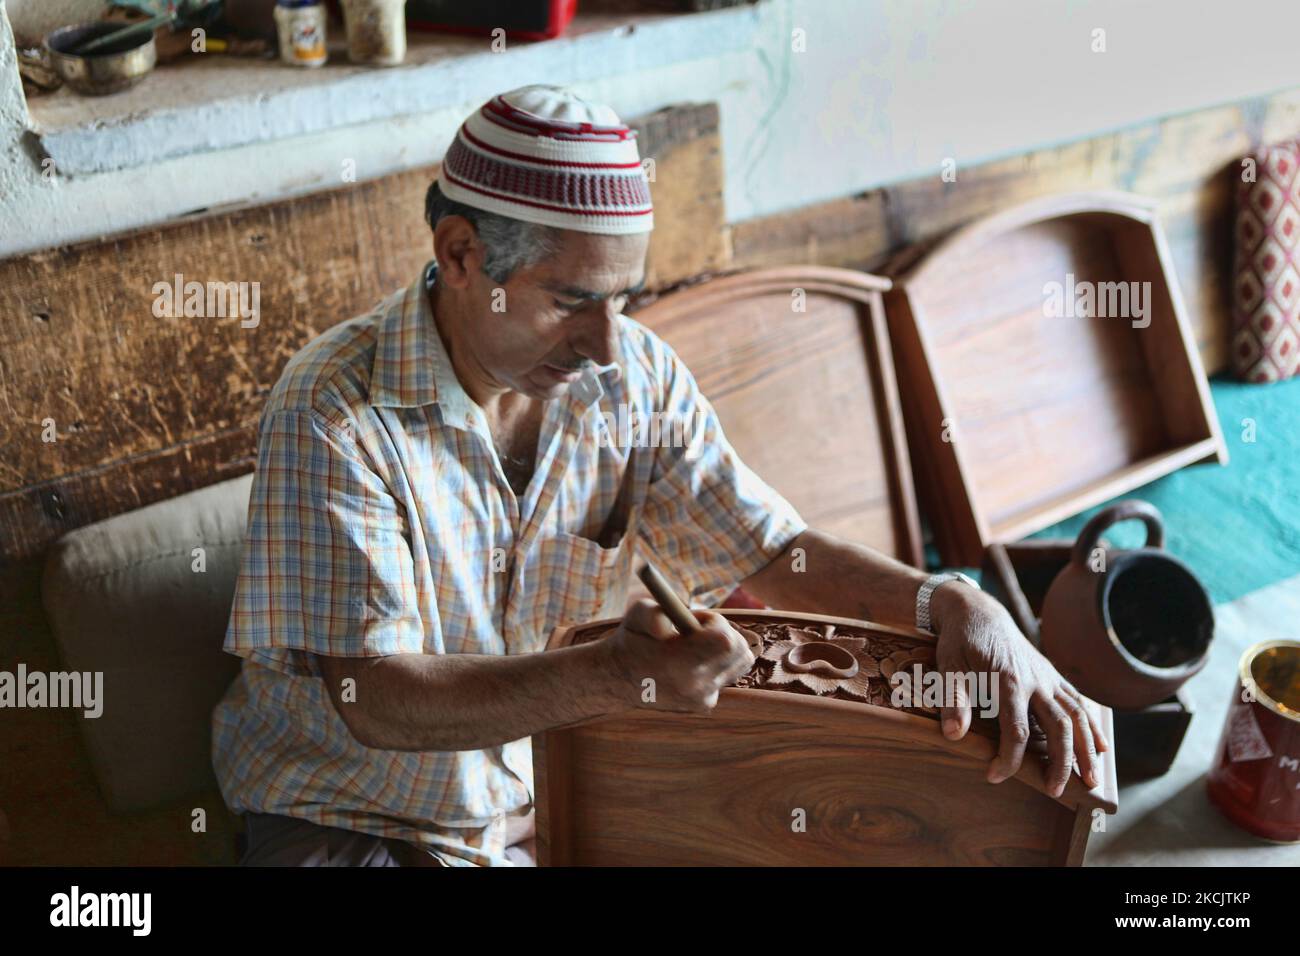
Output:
[
  {"xmin": 536, "ymin": 608, "xmax": 1117, "ymax": 866},
  {"xmin": 633, "ymin": 267, "xmax": 922, "ymax": 567},
  {"xmin": 886, "ymin": 192, "xmax": 1226, "ymax": 566},
  {"xmin": 549, "ymin": 705, "xmax": 1070, "ymax": 866},
  {"xmin": 0, "ymin": 103, "xmax": 723, "ymax": 561}
]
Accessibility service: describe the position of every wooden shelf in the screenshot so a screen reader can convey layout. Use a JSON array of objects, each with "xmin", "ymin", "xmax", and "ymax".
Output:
[{"xmin": 26, "ymin": 8, "xmax": 756, "ymax": 176}]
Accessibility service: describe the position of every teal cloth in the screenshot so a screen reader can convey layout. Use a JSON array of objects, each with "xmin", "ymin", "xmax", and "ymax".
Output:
[{"xmin": 1026, "ymin": 376, "xmax": 1300, "ymax": 605}]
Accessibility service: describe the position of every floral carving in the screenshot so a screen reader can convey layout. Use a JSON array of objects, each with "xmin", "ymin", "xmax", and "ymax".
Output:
[
  {"xmin": 576, "ymin": 617, "xmax": 938, "ymax": 712},
  {"xmin": 759, "ymin": 625, "xmax": 879, "ymax": 699}
]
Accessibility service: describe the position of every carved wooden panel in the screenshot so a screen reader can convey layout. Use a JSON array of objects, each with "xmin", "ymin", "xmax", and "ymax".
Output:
[{"xmin": 536, "ymin": 609, "xmax": 1117, "ymax": 866}]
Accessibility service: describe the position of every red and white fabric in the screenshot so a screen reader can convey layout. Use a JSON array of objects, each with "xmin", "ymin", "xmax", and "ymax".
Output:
[
  {"xmin": 439, "ymin": 84, "xmax": 654, "ymax": 235},
  {"xmin": 1233, "ymin": 141, "xmax": 1300, "ymax": 383}
]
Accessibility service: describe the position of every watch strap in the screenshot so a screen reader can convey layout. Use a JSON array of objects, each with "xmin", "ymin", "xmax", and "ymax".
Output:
[{"xmin": 915, "ymin": 571, "xmax": 979, "ymax": 634}]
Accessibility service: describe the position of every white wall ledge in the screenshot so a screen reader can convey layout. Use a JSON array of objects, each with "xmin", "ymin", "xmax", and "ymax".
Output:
[
  {"xmin": 10, "ymin": 0, "xmax": 1300, "ymax": 261},
  {"xmin": 29, "ymin": 8, "xmax": 760, "ymax": 177}
]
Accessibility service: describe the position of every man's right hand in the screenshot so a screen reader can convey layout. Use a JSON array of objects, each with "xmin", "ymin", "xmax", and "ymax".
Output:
[{"xmin": 601, "ymin": 598, "xmax": 755, "ymax": 714}]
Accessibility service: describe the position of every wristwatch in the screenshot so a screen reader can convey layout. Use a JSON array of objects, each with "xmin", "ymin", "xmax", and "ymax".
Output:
[{"xmin": 915, "ymin": 571, "xmax": 979, "ymax": 635}]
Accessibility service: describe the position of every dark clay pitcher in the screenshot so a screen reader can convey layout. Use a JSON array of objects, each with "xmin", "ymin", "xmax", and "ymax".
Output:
[{"xmin": 1039, "ymin": 500, "xmax": 1214, "ymax": 711}]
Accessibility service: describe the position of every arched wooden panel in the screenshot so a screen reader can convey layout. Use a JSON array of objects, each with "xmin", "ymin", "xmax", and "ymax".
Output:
[{"xmin": 633, "ymin": 267, "xmax": 922, "ymax": 568}]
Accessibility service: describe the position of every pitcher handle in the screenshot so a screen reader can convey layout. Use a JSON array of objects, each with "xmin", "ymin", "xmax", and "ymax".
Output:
[{"xmin": 1071, "ymin": 500, "xmax": 1165, "ymax": 568}]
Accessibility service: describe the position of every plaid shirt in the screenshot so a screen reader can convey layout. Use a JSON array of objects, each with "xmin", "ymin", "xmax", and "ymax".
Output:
[{"xmin": 211, "ymin": 261, "xmax": 806, "ymax": 866}]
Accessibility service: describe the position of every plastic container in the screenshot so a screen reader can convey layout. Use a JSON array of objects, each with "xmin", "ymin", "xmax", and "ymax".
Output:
[{"xmin": 274, "ymin": 0, "xmax": 328, "ymax": 67}]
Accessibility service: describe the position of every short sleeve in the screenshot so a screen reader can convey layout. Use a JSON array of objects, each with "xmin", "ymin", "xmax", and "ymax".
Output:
[
  {"xmin": 634, "ymin": 338, "xmax": 807, "ymax": 607},
  {"xmin": 224, "ymin": 408, "xmax": 425, "ymax": 676}
]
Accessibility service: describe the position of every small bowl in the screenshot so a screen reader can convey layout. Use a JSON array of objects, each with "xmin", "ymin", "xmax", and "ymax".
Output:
[{"xmin": 44, "ymin": 22, "xmax": 157, "ymax": 96}]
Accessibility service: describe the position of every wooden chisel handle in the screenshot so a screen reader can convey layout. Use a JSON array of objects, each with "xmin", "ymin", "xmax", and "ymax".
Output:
[{"xmin": 636, "ymin": 563, "xmax": 701, "ymax": 635}]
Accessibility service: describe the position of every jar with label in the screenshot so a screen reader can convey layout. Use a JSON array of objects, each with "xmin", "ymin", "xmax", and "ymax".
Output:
[{"xmin": 274, "ymin": 0, "xmax": 328, "ymax": 68}]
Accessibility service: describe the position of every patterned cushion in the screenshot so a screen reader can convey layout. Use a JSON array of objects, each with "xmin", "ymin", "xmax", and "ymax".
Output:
[{"xmin": 1233, "ymin": 142, "xmax": 1300, "ymax": 382}]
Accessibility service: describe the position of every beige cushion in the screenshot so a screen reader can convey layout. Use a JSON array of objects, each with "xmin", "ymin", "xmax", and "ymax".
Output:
[{"xmin": 42, "ymin": 474, "xmax": 253, "ymax": 813}]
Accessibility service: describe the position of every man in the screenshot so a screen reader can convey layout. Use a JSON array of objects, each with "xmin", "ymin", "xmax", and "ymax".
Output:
[{"xmin": 212, "ymin": 85, "xmax": 1107, "ymax": 867}]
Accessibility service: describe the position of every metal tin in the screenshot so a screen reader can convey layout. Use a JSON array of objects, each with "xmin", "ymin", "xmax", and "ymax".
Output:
[{"xmin": 44, "ymin": 22, "xmax": 157, "ymax": 96}]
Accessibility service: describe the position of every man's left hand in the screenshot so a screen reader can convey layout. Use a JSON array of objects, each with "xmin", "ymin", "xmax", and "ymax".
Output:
[{"xmin": 929, "ymin": 583, "xmax": 1109, "ymax": 797}]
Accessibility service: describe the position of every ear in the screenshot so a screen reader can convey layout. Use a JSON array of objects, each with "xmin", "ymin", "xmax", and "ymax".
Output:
[{"xmin": 431, "ymin": 216, "xmax": 480, "ymax": 290}]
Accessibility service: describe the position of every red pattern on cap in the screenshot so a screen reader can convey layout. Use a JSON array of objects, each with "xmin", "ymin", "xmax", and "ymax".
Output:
[
  {"xmin": 443, "ymin": 137, "xmax": 652, "ymax": 216},
  {"xmin": 481, "ymin": 94, "xmax": 636, "ymax": 143}
]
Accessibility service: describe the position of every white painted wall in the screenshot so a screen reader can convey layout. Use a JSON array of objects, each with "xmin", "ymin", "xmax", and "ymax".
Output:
[
  {"xmin": 0, "ymin": 1, "xmax": 29, "ymax": 187},
  {"xmin": 3, "ymin": 0, "xmax": 1300, "ymax": 259},
  {"xmin": 7, "ymin": 0, "xmax": 107, "ymax": 46}
]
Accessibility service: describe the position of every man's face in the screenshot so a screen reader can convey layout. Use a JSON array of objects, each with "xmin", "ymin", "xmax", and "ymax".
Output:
[{"xmin": 462, "ymin": 229, "xmax": 650, "ymax": 401}]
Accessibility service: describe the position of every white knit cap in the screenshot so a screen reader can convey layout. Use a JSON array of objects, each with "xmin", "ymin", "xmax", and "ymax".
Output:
[{"xmin": 439, "ymin": 85, "xmax": 654, "ymax": 235}]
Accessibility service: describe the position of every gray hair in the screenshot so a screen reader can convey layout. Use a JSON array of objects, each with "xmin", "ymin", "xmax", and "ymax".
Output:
[{"xmin": 424, "ymin": 181, "xmax": 562, "ymax": 284}]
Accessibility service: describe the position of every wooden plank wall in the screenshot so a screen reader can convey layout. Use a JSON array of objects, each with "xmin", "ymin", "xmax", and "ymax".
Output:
[{"xmin": 0, "ymin": 103, "xmax": 727, "ymax": 565}]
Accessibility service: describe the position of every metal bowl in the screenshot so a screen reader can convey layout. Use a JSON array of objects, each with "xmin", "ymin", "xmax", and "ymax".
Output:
[{"xmin": 44, "ymin": 22, "xmax": 157, "ymax": 96}]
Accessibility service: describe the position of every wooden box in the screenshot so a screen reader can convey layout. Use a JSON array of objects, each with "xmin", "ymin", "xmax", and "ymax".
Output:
[
  {"xmin": 885, "ymin": 192, "xmax": 1227, "ymax": 567},
  {"xmin": 534, "ymin": 609, "xmax": 1117, "ymax": 866},
  {"xmin": 981, "ymin": 540, "xmax": 1193, "ymax": 780}
]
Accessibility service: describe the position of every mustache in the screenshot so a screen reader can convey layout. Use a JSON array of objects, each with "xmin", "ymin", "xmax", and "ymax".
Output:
[{"xmin": 546, "ymin": 359, "xmax": 593, "ymax": 372}]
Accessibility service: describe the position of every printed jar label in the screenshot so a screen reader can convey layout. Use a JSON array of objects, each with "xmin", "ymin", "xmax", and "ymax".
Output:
[
  {"xmin": 290, "ymin": 21, "xmax": 325, "ymax": 60},
  {"xmin": 276, "ymin": 7, "xmax": 328, "ymax": 66},
  {"xmin": 1227, "ymin": 703, "xmax": 1274, "ymax": 762}
]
